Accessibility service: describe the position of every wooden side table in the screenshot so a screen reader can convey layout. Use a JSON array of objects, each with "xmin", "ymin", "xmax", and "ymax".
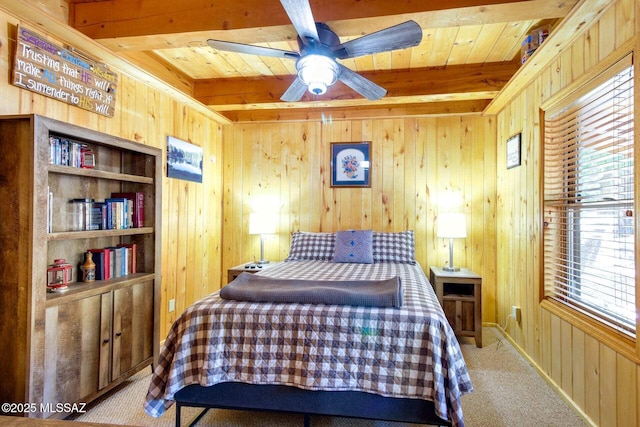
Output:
[
  {"xmin": 429, "ymin": 266, "xmax": 482, "ymax": 347},
  {"xmin": 227, "ymin": 261, "xmax": 282, "ymax": 283}
]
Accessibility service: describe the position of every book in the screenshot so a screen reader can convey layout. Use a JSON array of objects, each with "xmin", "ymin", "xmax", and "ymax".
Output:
[
  {"xmin": 47, "ymin": 187, "xmax": 53, "ymax": 233},
  {"xmin": 105, "ymin": 197, "xmax": 128, "ymax": 229},
  {"xmin": 112, "ymin": 247, "xmax": 123, "ymax": 277},
  {"xmin": 108, "ymin": 247, "xmax": 116, "ymax": 278},
  {"xmin": 117, "ymin": 243, "xmax": 137, "ymax": 274},
  {"xmin": 111, "ymin": 192, "xmax": 144, "ymax": 228}
]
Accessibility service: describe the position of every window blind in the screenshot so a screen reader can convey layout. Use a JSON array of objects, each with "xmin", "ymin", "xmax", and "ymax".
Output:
[{"xmin": 543, "ymin": 54, "xmax": 635, "ymax": 336}]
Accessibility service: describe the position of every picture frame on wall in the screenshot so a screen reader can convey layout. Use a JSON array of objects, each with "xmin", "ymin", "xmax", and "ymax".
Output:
[
  {"xmin": 330, "ymin": 142, "xmax": 371, "ymax": 188},
  {"xmin": 506, "ymin": 133, "xmax": 522, "ymax": 169},
  {"xmin": 167, "ymin": 136, "xmax": 204, "ymax": 183}
]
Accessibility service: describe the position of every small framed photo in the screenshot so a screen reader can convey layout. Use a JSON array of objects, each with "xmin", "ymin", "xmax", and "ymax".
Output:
[
  {"xmin": 167, "ymin": 136, "xmax": 203, "ymax": 183},
  {"xmin": 506, "ymin": 133, "xmax": 521, "ymax": 169},
  {"xmin": 331, "ymin": 142, "xmax": 371, "ymax": 188}
]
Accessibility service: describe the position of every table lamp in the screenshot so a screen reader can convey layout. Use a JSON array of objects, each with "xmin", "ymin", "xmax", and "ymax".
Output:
[
  {"xmin": 249, "ymin": 212, "xmax": 277, "ymax": 264},
  {"xmin": 437, "ymin": 212, "xmax": 467, "ymax": 272}
]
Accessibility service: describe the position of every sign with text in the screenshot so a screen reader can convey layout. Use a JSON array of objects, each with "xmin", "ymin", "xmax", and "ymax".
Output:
[{"xmin": 12, "ymin": 25, "xmax": 118, "ymax": 117}]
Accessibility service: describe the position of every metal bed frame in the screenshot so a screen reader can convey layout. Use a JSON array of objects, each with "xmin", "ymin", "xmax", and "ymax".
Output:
[{"xmin": 174, "ymin": 382, "xmax": 451, "ymax": 427}]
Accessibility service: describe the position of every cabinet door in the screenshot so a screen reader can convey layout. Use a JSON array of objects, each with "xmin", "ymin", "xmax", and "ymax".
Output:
[
  {"xmin": 44, "ymin": 294, "xmax": 104, "ymax": 411},
  {"xmin": 99, "ymin": 292, "xmax": 113, "ymax": 390},
  {"xmin": 112, "ymin": 280, "xmax": 154, "ymax": 381},
  {"xmin": 442, "ymin": 298, "xmax": 475, "ymax": 334},
  {"xmin": 458, "ymin": 300, "xmax": 476, "ymax": 334},
  {"xmin": 442, "ymin": 298, "xmax": 458, "ymax": 330}
]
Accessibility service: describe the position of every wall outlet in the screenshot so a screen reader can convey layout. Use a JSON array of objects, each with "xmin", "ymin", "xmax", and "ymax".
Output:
[
  {"xmin": 168, "ymin": 299, "xmax": 175, "ymax": 313},
  {"xmin": 512, "ymin": 305, "xmax": 522, "ymax": 323}
]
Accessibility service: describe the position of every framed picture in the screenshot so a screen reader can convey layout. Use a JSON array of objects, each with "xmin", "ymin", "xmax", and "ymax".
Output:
[
  {"xmin": 331, "ymin": 142, "xmax": 371, "ymax": 188},
  {"xmin": 506, "ymin": 133, "xmax": 521, "ymax": 169},
  {"xmin": 167, "ymin": 136, "xmax": 203, "ymax": 183}
]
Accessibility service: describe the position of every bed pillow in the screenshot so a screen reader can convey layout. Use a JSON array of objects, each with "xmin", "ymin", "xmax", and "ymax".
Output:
[
  {"xmin": 285, "ymin": 231, "xmax": 335, "ymax": 261},
  {"xmin": 333, "ymin": 230, "xmax": 373, "ymax": 264},
  {"xmin": 372, "ymin": 230, "xmax": 416, "ymax": 264}
]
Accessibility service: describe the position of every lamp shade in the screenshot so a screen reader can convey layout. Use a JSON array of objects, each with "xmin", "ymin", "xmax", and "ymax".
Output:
[
  {"xmin": 297, "ymin": 54, "xmax": 339, "ymax": 96},
  {"xmin": 249, "ymin": 212, "xmax": 277, "ymax": 235},
  {"xmin": 437, "ymin": 213, "xmax": 467, "ymax": 239}
]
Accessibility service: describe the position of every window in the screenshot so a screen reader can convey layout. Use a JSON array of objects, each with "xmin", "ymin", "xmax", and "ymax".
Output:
[{"xmin": 543, "ymin": 55, "xmax": 635, "ymax": 337}]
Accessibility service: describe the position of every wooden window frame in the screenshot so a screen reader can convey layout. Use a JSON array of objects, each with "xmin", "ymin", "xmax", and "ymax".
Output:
[{"xmin": 539, "ymin": 40, "xmax": 640, "ymax": 362}]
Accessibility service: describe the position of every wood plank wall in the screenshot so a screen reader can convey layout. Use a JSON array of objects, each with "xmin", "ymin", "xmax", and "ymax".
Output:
[
  {"xmin": 221, "ymin": 117, "xmax": 497, "ymax": 323},
  {"xmin": 0, "ymin": 6, "xmax": 224, "ymax": 339},
  {"xmin": 495, "ymin": 0, "xmax": 640, "ymax": 425}
]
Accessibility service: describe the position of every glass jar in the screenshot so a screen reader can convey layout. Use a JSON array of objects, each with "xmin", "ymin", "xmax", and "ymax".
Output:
[{"xmin": 69, "ymin": 198, "xmax": 93, "ymax": 231}]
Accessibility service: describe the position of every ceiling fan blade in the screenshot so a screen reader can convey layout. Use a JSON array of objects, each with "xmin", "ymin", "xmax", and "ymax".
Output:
[
  {"xmin": 280, "ymin": 78, "xmax": 309, "ymax": 102},
  {"xmin": 279, "ymin": 0, "xmax": 319, "ymax": 46},
  {"xmin": 338, "ymin": 64, "xmax": 387, "ymax": 101},
  {"xmin": 207, "ymin": 39, "xmax": 299, "ymax": 59},
  {"xmin": 333, "ymin": 21, "xmax": 423, "ymax": 59}
]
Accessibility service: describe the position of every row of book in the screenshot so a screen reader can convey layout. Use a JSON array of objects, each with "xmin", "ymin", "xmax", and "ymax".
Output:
[
  {"xmin": 87, "ymin": 243, "xmax": 136, "ymax": 281},
  {"xmin": 49, "ymin": 135, "xmax": 95, "ymax": 168},
  {"xmin": 72, "ymin": 192, "xmax": 144, "ymax": 231}
]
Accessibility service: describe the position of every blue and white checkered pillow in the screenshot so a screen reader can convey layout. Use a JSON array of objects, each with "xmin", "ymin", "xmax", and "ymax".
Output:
[
  {"xmin": 285, "ymin": 231, "xmax": 336, "ymax": 261},
  {"xmin": 372, "ymin": 230, "xmax": 416, "ymax": 264}
]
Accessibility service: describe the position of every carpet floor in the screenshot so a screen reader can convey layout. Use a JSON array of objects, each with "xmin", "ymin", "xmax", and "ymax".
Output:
[{"xmin": 70, "ymin": 327, "xmax": 588, "ymax": 426}]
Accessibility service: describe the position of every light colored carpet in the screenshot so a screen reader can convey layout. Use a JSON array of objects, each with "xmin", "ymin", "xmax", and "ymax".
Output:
[{"xmin": 70, "ymin": 327, "xmax": 588, "ymax": 426}]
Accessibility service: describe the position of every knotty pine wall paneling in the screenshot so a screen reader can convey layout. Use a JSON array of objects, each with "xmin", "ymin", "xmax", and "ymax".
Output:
[
  {"xmin": 221, "ymin": 116, "xmax": 497, "ymax": 324},
  {"xmin": 0, "ymin": 6, "xmax": 224, "ymax": 339},
  {"xmin": 495, "ymin": 0, "xmax": 640, "ymax": 425}
]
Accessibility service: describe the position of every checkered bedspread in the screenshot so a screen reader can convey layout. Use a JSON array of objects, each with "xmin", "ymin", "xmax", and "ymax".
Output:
[{"xmin": 144, "ymin": 261, "xmax": 473, "ymax": 426}]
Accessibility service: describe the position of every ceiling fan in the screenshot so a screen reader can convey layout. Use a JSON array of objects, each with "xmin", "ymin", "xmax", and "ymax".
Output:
[{"xmin": 207, "ymin": 0, "xmax": 422, "ymax": 102}]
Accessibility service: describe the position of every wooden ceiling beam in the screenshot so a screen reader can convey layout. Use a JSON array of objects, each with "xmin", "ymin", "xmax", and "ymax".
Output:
[
  {"xmin": 70, "ymin": 0, "xmax": 576, "ymax": 52},
  {"xmin": 194, "ymin": 62, "xmax": 519, "ymax": 107},
  {"xmin": 220, "ymin": 99, "xmax": 492, "ymax": 123}
]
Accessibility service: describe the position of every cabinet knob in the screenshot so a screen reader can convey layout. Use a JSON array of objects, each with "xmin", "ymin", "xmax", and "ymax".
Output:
[
  {"xmin": 103, "ymin": 339, "xmax": 110, "ymax": 344},
  {"xmin": 115, "ymin": 331, "xmax": 122, "ymax": 337}
]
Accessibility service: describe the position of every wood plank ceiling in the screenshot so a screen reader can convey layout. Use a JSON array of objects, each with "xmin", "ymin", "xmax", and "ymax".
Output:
[{"xmin": 67, "ymin": 0, "xmax": 577, "ymax": 123}]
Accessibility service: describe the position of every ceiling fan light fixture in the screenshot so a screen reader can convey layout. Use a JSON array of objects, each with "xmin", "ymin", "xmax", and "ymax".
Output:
[{"xmin": 297, "ymin": 54, "xmax": 338, "ymax": 96}]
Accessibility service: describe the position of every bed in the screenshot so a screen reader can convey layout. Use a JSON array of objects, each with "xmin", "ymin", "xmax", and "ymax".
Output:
[{"xmin": 144, "ymin": 230, "xmax": 473, "ymax": 427}]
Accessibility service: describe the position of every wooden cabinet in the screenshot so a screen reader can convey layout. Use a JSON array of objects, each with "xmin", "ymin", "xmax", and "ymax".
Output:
[
  {"xmin": 0, "ymin": 115, "xmax": 161, "ymax": 418},
  {"xmin": 429, "ymin": 266, "xmax": 482, "ymax": 347},
  {"xmin": 227, "ymin": 262, "xmax": 282, "ymax": 283}
]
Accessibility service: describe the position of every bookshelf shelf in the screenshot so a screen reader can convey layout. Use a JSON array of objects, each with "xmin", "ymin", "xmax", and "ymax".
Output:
[
  {"xmin": 48, "ymin": 164, "xmax": 155, "ymax": 184},
  {"xmin": 45, "ymin": 272, "xmax": 156, "ymax": 307},
  {"xmin": 48, "ymin": 227, "xmax": 155, "ymax": 241},
  {"xmin": 0, "ymin": 114, "xmax": 162, "ymax": 418}
]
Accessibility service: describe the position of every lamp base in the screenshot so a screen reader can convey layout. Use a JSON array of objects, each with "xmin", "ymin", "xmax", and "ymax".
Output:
[
  {"xmin": 256, "ymin": 260, "xmax": 270, "ymax": 265},
  {"xmin": 442, "ymin": 266, "xmax": 461, "ymax": 272}
]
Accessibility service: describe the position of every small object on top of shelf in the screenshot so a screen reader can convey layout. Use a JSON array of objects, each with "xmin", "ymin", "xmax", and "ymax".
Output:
[
  {"xmin": 81, "ymin": 145, "xmax": 95, "ymax": 168},
  {"xmin": 81, "ymin": 252, "xmax": 96, "ymax": 283},
  {"xmin": 521, "ymin": 24, "xmax": 550, "ymax": 65},
  {"xmin": 47, "ymin": 259, "xmax": 72, "ymax": 292}
]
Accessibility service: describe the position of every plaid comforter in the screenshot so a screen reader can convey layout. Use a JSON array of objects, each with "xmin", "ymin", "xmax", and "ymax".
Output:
[{"xmin": 144, "ymin": 261, "xmax": 473, "ymax": 426}]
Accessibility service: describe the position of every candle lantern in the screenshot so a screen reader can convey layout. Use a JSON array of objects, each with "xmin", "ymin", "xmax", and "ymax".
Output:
[{"xmin": 47, "ymin": 259, "xmax": 72, "ymax": 292}]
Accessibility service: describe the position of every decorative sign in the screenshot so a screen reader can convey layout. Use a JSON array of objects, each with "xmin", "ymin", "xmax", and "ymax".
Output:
[{"xmin": 12, "ymin": 25, "xmax": 118, "ymax": 117}]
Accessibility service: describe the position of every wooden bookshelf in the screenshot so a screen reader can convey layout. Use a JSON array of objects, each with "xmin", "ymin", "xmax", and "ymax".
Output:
[{"xmin": 0, "ymin": 115, "xmax": 162, "ymax": 418}]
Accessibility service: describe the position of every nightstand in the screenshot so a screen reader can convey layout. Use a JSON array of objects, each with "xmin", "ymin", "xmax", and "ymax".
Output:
[
  {"xmin": 429, "ymin": 266, "xmax": 482, "ymax": 347},
  {"xmin": 227, "ymin": 262, "xmax": 282, "ymax": 283}
]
